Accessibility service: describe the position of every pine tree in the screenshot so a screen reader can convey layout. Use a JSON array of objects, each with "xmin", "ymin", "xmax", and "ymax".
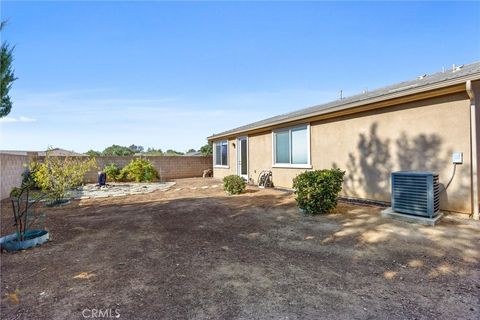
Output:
[{"xmin": 0, "ymin": 21, "xmax": 17, "ymax": 118}]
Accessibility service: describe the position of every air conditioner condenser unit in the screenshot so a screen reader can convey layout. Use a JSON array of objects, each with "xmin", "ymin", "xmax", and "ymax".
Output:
[{"xmin": 391, "ymin": 171, "xmax": 440, "ymax": 218}]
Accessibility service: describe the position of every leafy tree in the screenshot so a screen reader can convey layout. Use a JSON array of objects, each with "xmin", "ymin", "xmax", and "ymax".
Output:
[
  {"xmin": 164, "ymin": 149, "xmax": 184, "ymax": 156},
  {"xmin": 128, "ymin": 144, "xmax": 144, "ymax": 153},
  {"xmin": 144, "ymin": 147, "xmax": 163, "ymax": 155},
  {"xmin": 187, "ymin": 148, "xmax": 196, "ymax": 153},
  {"xmin": 85, "ymin": 149, "xmax": 101, "ymax": 157},
  {"xmin": 102, "ymin": 145, "xmax": 135, "ymax": 156},
  {"xmin": 0, "ymin": 21, "xmax": 18, "ymax": 118},
  {"xmin": 200, "ymin": 144, "xmax": 213, "ymax": 156},
  {"xmin": 32, "ymin": 150, "xmax": 97, "ymax": 203}
]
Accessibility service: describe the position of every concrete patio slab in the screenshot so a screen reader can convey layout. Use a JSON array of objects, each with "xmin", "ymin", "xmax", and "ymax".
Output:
[{"xmin": 381, "ymin": 207, "xmax": 444, "ymax": 226}]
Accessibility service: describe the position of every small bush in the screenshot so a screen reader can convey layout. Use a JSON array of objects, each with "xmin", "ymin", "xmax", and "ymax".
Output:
[
  {"xmin": 21, "ymin": 164, "xmax": 39, "ymax": 189},
  {"xmin": 223, "ymin": 175, "xmax": 246, "ymax": 195},
  {"xmin": 292, "ymin": 168, "xmax": 345, "ymax": 215},
  {"xmin": 33, "ymin": 151, "xmax": 97, "ymax": 202},
  {"xmin": 103, "ymin": 163, "xmax": 120, "ymax": 182},
  {"xmin": 120, "ymin": 158, "xmax": 159, "ymax": 182}
]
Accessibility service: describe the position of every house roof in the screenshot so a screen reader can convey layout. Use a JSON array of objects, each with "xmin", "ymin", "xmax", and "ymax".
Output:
[
  {"xmin": 0, "ymin": 148, "xmax": 86, "ymax": 157},
  {"xmin": 184, "ymin": 151, "xmax": 202, "ymax": 156},
  {"xmin": 42, "ymin": 148, "xmax": 86, "ymax": 156},
  {"xmin": 208, "ymin": 61, "xmax": 480, "ymax": 140}
]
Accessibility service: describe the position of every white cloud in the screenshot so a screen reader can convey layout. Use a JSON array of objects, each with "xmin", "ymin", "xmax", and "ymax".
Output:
[
  {"xmin": 0, "ymin": 117, "xmax": 17, "ymax": 123},
  {"xmin": 0, "ymin": 116, "xmax": 37, "ymax": 123},
  {"xmin": 19, "ymin": 116, "xmax": 37, "ymax": 122}
]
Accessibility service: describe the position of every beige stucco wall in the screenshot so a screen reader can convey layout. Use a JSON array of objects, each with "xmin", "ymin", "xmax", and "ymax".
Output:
[
  {"xmin": 213, "ymin": 92, "xmax": 473, "ymax": 213},
  {"xmin": 248, "ymin": 131, "xmax": 308, "ymax": 186},
  {"xmin": 212, "ymin": 138, "xmax": 237, "ymax": 180},
  {"xmin": 310, "ymin": 92, "xmax": 471, "ymax": 213}
]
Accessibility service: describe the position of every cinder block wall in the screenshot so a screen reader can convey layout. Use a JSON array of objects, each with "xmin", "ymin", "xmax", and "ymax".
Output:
[
  {"xmin": 0, "ymin": 154, "xmax": 212, "ymax": 200},
  {"xmin": 0, "ymin": 154, "xmax": 29, "ymax": 200},
  {"xmin": 85, "ymin": 156, "xmax": 213, "ymax": 182}
]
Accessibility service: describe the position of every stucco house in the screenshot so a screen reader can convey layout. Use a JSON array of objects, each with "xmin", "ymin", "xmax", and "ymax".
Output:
[{"xmin": 208, "ymin": 62, "xmax": 480, "ymax": 217}]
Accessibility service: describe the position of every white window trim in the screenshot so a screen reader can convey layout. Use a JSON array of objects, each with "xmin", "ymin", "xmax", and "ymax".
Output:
[
  {"xmin": 272, "ymin": 124, "xmax": 312, "ymax": 169},
  {"xmin": 213, "ymin": 140, "xmax": 229, "ymax": 168}
]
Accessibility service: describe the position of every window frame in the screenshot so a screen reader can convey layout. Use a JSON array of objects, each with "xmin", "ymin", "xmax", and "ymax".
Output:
[
  {"xmin": 236, "ymin": 136, "xmax": 248, "ymax": 178},
  {"xmin": 272, "ymin": 124, "xmax": 312, "ymax": 169},
  {"xmin": 213, "ymin": 140, "xmax": 229, "ymax": 168}
]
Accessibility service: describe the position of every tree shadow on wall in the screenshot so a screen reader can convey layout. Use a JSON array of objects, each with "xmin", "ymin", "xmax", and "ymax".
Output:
[
  {"xmin": 396, "ymin": 132, "xmax": 448, "ymax": 173},
  {"xmin": 343, "ymin": 123, "xmax": 392, "ymax": 199},
  {"xmin": 341, "ymin": 123, "xmax": 455, "ymax": 203}
]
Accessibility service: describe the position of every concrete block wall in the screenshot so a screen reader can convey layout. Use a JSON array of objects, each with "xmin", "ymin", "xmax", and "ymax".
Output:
[
  {"xmin": 0, "ymin": 154, "xmax": 213, "ymax": 199},
  {"xmin": 84, "ymin": 156, "xmax": 213, "ymax": 182},
  {"xmin": 0, "ymin": 153, "xmax": 29, "ymax": 200}
]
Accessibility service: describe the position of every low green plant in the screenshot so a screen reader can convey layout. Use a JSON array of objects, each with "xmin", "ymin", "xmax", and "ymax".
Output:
[
  {"xmin": 20, "ymin": 163, "xmax": 40, "ymax": 189},
  {"xmin": 103, "ymin": 163, "xmax": 120, "ymax": 182},
  {"xmin": 119, "ymin": 158, "xmax": 159, "ymax": 182},
  {"xmin": 32, "ymin": 151, "xmax": 97, "ymax": 203},
  {"xmin": 292, "ymin": 168, "xmax": 345, "ymax": 215},
  {"xmin": 117, "ymin": 167, "xmax": 128, "ymax": 182},
  {"xmin": 223, "ymin": 175, "xmax": 246, "ymax": 195}
]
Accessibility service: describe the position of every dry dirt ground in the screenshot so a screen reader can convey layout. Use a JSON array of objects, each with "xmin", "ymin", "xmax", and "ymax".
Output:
[{"xmin": 1, "ymin": 178, "xmax": 479, "ymax": 320}]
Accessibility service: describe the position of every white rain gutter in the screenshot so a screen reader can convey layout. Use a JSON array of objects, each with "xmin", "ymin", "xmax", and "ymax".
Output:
[{"xmin": 466, "ymin": 80, "xmax": 479, "ymax": 220}]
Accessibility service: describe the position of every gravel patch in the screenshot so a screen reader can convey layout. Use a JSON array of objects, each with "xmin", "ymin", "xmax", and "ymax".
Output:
[{"xmin": 67, "ymin": 182, "xmax": 176, "ymax": 199}]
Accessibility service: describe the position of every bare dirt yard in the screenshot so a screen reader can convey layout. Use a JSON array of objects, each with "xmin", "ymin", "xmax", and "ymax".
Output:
[{"xmin": 1, "ymin": 178, "xmax": 479, "ymax": 319}]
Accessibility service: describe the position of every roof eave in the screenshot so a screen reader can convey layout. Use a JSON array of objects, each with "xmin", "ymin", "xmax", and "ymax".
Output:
[{"xmin": 207, "ymin": 74, "xmax": 480, "ymax": 141}]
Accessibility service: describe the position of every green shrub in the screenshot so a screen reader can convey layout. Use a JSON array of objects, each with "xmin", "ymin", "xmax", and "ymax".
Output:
[
  {"xmin": 117, "ymin": 167, "xmax": 129, "ymax": 182},
  {"xmin": 21, "ymin": 163, "xmax": 40, "ymax": 190},
  {"xmin": 120, "ymin": 158, "xmax": 159, "ymax": 182},
  {"xmin": 292, "ymin": 168, "xmax": 345, "ymax": 215},
  {"xmin": 103, "ymin": 163, "xmax": 120, "ymax": 182},
  {"xmin": 223, "ymin": 175, "xmax": 246, "ymax": 195},
  {"xmin": 33, "ymin": 151, "xmax": 97, "ymax": 202}
]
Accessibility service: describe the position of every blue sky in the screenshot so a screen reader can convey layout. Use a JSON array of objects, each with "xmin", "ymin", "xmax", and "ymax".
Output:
[{"xmin": 1, "ymin": 1, "xmax": 479, "ymax": 153}]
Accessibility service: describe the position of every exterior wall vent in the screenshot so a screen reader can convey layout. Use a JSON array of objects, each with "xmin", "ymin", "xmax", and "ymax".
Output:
[{"xmin": 391, "ymin": 171, "xmax": 440, "ymax": 218}]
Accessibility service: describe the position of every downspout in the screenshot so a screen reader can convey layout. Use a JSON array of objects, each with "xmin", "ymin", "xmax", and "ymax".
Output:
[{"xmin": 466, "ymin": 80, "xmax": 479, "ymax": 220}]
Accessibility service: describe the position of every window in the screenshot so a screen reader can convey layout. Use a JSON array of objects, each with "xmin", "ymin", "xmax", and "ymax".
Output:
[
  {"xmin": 214, "ymin": 140, "xmax": 228, "ymax": 167},
  {"xmin": 273, "ymin": 125, "xmax": 310, "ymax": 167}
]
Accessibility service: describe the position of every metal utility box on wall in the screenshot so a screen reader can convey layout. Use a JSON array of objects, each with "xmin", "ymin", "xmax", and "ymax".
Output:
[{"xmin": 391, "ymin": 171, "xmax": 440, "ymax": 218}]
